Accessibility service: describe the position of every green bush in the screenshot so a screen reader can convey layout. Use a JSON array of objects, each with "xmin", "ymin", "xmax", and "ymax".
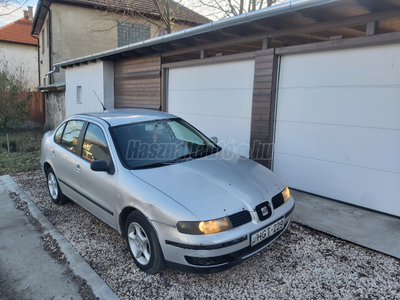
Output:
[{"xmin": 0, "ymin": 60, "xmax": 30, "ymax": 130}]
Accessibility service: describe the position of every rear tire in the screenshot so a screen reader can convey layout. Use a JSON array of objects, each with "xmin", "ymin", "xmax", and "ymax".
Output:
[
  {"xmin": 46, "ymin": 167, "xmax": 69, "ymax": 205},
  {"xmin": 125, "ymin": 211, "xmax": 166, "ymax": 274}
]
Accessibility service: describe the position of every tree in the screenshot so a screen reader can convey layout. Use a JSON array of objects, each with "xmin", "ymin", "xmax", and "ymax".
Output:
[
  {"xmin": 0, "ymin": 58, "xmax": 30, "ymax": 129},
  {"xmin": 183, "ymin": 0, "xmax": 288, "ymax": 20},
  {"xmin": 0, "ymin": 0, "xmax": 28, "ymax": 17}
]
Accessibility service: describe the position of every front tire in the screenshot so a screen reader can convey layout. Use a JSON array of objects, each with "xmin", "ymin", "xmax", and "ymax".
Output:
[
  {"xmin": 46, "ymin": 167, "xmax": 69, "ymax": 205},
  {"xmin": 125, "ymin": 211, "xmax": 166, "ymax": 274}
]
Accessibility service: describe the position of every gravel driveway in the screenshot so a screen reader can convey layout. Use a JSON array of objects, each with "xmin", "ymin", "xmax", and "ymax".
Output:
[{"xmin": 13, "ymin": 171, "xmax": 400, "ymax": 300}]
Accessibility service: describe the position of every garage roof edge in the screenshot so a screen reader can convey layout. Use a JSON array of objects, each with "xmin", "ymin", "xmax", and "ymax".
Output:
[{"xmin": 54, "ymin": 0, "xmax": 340, "ymax": 68}]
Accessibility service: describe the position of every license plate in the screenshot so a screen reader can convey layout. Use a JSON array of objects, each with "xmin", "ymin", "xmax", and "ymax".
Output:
[{"xmin": 251, "ymin": 218, "xmax": 285, "ymax": 247}]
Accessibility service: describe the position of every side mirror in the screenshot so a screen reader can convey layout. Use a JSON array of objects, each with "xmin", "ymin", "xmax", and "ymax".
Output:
[
  {"xmin": 90, "ymin": 159, "xmax": 115, "ymax": 175},
  {"xmin": 210, "ymin": 136, "xmax": 218, "ymax": 144}
]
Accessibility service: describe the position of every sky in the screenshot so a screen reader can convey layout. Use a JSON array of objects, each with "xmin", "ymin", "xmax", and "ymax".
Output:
[{"xmin": 0, "ymin": 0, "xmax": 37, "ymax": 27}]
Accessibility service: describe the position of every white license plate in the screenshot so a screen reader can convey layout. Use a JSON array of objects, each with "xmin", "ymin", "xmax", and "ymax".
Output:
[{"xmin": 251, "ymin": 218, "xmax": 285, "ymax": 247}]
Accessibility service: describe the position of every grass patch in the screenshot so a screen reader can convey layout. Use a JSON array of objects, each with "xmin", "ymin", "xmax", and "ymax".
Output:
[{"xmin": 0, "ymin": 129, "xmax": 44, "ymax": 175}]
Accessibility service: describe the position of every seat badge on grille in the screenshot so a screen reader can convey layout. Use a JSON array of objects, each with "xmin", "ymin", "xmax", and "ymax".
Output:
[{"xmin": 261, "ymin": 206, "xmax": 269, "ymax": 216}]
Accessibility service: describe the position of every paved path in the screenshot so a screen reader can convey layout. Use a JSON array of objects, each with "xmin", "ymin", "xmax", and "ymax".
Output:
[
  {"xmin": 0, "ymin": 175, "xmax": 119, "ymax": 300},
  {"xmin": 291, "ymin": 189, "xmax": 400, "ymax": 259}
]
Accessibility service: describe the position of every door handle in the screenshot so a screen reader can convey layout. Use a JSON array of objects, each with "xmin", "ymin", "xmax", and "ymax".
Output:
[
  {"xmin": 51, "ymin": 150, "xmax": 56, "ymax": 157},
  {"xmin": 74, "ymin": 164, "xmax": 81, "ymax": 172}
]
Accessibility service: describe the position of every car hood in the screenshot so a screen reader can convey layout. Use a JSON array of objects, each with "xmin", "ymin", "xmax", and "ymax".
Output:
[{"xmin": 130, "ymin": 150, "xmax": 286, "ymax": 221}]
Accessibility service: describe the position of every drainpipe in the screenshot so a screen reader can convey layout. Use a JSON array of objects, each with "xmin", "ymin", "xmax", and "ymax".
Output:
[
  {"xmin": 41, "ymin": 2, "xmax": 53, "ymax": 84},
  {"xmin": 45, "ymin": 66, "xmax": 59, "ymax": 77},
  {"xmin": 31, "ymin": 34, "xmax": 41, "ymax": 88}
]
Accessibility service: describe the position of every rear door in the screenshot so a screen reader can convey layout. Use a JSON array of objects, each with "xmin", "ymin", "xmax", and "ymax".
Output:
[{"xmin": 51, "ymin": 119, "xmax": 85, "ymax": 201}]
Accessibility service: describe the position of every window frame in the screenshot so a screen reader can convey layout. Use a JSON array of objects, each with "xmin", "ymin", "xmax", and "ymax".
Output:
[
  {"xmin": 80, "ymin": 122, "xmax": 112, "ymax": 165},
  {"xmin": 57, "ymin": 119, "xmax": 86, "ymax": 156},
  {"xmin": 54, "ymin": 122, "xmax": 67, "ymax": 145}
]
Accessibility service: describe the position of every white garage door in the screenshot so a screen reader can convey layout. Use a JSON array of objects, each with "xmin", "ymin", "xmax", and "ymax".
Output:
[
  {"xmin": 168, "ymin": 60, "xmax": 255, "ymax": 157},
  {"xmin": 274, "ymin": 44, "xmax": 400, "ymax": 216}
]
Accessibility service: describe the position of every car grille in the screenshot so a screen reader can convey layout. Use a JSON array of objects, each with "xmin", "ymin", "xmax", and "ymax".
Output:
[
  {"xmin": 228, "ymin": 211, "xmax": 252, "ymax": 228},
  {"xmin": 272, "ymin": 192, "xmax": 284, "ymax": 209}
]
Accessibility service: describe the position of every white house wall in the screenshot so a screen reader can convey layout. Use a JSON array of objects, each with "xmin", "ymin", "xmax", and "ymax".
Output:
[
  {"xmin": 65, "ymin": 60, "xmax": 114, "ymax": 117},
  {"xmin": 0, "ymin": 42, "xmax": 38, "ymax": 89}
]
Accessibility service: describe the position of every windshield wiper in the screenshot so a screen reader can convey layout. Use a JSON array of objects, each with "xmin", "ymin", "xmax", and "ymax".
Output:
[
  {"xmin": 192, "ymin": 147, "xmax": 218, "ymax": 158},
  {"xmin": 173, "ymin": 153, "xmax": 193, "ymax": 161},
  {"xmin": 134, "ymin": 161, "xmax": 174, "ymax": 170}
]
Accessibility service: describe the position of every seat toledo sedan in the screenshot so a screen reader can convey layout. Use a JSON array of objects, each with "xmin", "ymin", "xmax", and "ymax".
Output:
[{"xmin": 40, "ymin": 109, "xmax": 295, "ymax": 274}]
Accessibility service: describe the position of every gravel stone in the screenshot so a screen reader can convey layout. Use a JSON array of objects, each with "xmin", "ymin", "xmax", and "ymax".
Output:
[{"xmin": 13, "ymin": 170, "xmax": 400, "ymax": 300}]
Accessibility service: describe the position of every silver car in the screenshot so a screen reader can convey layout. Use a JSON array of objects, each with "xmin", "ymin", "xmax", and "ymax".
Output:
[{"xmin": 40, "ymin": 109, "xmax": 295, "ymax": 274}]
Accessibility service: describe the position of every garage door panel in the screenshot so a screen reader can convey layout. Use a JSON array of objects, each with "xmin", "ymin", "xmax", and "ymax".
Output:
[
  {"xmin": 168, "ymin": 60, "xmax": 255, "ymax": 158},
  {"xmin": 277, "ymin": 87, "xmax": 400, "ymax": 129},
  {"xmin": 168, "ymin": 89, "xmax": 253, "ymax": 119},
  {"xmin": 275, "ymin": 121, "xmax": 400, "ymax": 174},
  {"xmin": 168, "ymin": 61, "xmax": 255, "ymax": 90},
  {"xmin": 176, "ymin": 113, "xmax": 251, "ymax": 157},
  {"xmin": 274, "ymin": 153, "xmax": 400, "ymax": 216},
  {"xmin": 274, "ymin": 44, "xmax": 400, "ymax": 216},
  {"xmin": 279, "ymin": 44, "xmax": 400, "ymax": 88}
]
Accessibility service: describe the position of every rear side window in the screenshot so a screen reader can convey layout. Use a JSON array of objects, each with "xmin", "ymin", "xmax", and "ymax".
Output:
[
  {"xmin": 54, "ymin": 123, "xmax": 66, "ymax": 144},
  {"xmin": 82, "ymin": 123, "xmax": 111, "ymax": 165},
  {"xmin": 60, "ymin": 120, "xmax": 84, "ymax": 154}
]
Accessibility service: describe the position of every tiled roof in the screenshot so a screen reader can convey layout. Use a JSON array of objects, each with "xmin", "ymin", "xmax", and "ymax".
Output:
[
  {"xmin": 69, "ymin": 0, "xmax": 209, "ymax": 25},
  {"xmin": 74, "ymin": 0, "xmax": 210, "ymax": 24},
  {"xmin": 0, "ymin": 17, "xmax": 37, "ymax": 46}
]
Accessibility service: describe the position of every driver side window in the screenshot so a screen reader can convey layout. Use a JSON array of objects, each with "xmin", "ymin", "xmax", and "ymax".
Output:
[{"xmin": 81, "ymin": 123, "xmax": 111, "ymax": 165}]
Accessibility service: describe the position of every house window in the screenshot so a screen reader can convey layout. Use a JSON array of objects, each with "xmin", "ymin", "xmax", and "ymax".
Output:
[
  {"xmin": 76, "ymin": 86, "xmax": 82, "ymax": 104},
  {"xmin": 117, "ymin": 22, "xmax": 150, "ymax": 47}
]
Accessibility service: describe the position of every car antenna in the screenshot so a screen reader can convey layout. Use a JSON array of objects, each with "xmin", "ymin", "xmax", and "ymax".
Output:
[{"xmin": 93, "ymin": 90, "xmax": 107, "ymax": 111}]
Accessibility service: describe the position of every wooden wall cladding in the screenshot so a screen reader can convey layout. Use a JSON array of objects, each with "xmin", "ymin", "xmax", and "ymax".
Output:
[
  {"xmin": 114, "ymin": 54, "xmax": 161, "ymax": 110},
  {"xmin": 250, "ymin": 49, "xmax": 278, "ymax": 169}
]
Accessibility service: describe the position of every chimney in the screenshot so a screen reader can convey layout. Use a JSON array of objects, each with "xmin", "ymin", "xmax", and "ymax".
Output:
[
  {"xmin": 28, "ymin": 6, "xmax": 33, "ymax": 20},
  {"xmin": 23, "ymin": 10, "xmax": 28, "ymax": 18}
]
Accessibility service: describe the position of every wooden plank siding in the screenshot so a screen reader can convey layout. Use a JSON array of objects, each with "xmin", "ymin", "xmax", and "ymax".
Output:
[
  {"xmin": 114, "ymin": 54, "xmax": 162, "ymax": 110},
  {"xmin": 250, "ymin": 49, "xmax": 278, "ymax": 169}
]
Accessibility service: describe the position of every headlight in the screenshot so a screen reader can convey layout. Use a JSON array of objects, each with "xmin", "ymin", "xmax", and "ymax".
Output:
[
  {"xmin": 177, "ymin": 217, "xmax": 233, "ymax": 235},
  {"xmin": 282, "ymin": 186, "xmax": 291, "ymax": 202}
]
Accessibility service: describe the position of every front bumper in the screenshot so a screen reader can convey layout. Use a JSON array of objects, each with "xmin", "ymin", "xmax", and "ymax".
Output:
[{"xmin": 154, "ymin": 200, "xmax": 295, "ymax": 274}]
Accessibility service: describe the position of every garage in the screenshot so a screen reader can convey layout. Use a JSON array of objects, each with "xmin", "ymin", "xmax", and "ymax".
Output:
[
  {"xmin": 167, "ymin": 60, "xmax": 255, "ymax": 157},
  {"xmin": 273, "ymin": 44, "xmax": 400, "ymax": 216}
]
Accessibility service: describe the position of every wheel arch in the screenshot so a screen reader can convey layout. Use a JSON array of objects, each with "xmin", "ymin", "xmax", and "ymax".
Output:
[
  {"xmin": 119, "ymin": 206, "xmax": 138, "ymax": 237},
  {"xmin": 43, "ymin": 162, "xmax": 52, "ymax": 174}
]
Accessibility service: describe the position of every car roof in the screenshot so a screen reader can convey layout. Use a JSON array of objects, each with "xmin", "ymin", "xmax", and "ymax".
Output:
[{"xmin": 74, "ymin": 109, "xmax": 177, "ymax": 127}]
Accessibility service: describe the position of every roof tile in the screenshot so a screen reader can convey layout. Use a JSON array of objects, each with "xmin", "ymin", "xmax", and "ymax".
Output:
[
  {"xmin": 0, "ymin": 17, "xmax": 37, "ymax": 46},
  {"xmin": 65, "ymin": 0, "xmax": 210, "ymax": 25}
]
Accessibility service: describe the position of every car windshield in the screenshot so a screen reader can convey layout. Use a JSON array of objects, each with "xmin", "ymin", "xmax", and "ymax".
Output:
[{"xmin": 111, "ymin": 118, "xmax": 221, "ymax": 169}]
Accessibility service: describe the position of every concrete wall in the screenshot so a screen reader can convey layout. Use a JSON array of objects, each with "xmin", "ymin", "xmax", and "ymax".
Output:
[
  {"xmin": 45, "ymin": 91, "xmax": 65, "ymax": 129},
  {"xmin": 65, "ymin": 60, "xmax": 114, "ymax": 117},
  {"xmin": 40, "ymin": 3, "xmax": 192, "ymax": 85},
  {"xmin": 0, "ymin": 42, "xmax": 38, "ymax": 89}
]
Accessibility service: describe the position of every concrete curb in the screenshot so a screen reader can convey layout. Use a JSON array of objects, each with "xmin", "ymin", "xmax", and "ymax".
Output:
[{"xmin": 2, "ymin": 175, "xmax": 119, "ymax": 300}]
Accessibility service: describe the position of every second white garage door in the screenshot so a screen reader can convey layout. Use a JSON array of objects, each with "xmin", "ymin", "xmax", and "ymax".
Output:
[
  {"xmin": 273, "ymin": 44, "xmax": 400, "ymax": 216},
  {"xmin": 167, "ymin": 60, "xmax": 255, "ymax": 157}
]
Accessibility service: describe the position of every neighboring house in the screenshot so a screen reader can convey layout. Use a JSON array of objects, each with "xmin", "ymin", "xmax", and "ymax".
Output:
[
  {"xmin": 31, "ymin": 0, "xmax": 210, "ymax": 87},
  {"xmin": 0, "ymin": 8, "xmax": 38, "ymax": 89},
  {"xmin": 57, "ymin": 0, "xmax": 400, "ymax": 217}
]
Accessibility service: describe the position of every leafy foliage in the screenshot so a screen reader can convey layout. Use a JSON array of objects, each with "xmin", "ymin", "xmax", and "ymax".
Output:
[{"xmin": 0, "ymin": 59, "xmax": 30, "ymax": 129}]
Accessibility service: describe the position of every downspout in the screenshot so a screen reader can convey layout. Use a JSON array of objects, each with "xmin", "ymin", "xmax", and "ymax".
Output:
[
  {"xmin": 41, "ymin": 2, "xmax": 53, "ymax": 84},
  {"xmin": 31, "ymin": 34, "xmax": 40, "ymax": 88}
]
